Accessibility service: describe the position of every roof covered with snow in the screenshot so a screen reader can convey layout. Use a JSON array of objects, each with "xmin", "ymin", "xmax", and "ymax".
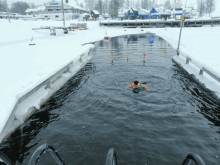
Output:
[
  {"xmin": 64, "ymin": 1, "xmax": 87, "ymax": 11},
  {"xmin": 150, "ymin": 8, "xmax": 158, "ymax": 13},
  {"xmin": 25, "ymin": 6, "xmax": 46, "ymax": 13},
  {"xmin": 92, "ymin": 10, "xmax": 100, "ymax": 14}
]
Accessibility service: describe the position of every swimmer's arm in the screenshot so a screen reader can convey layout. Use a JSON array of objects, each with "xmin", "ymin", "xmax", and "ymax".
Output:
[{"xmin": 141, "ymin": 84, "xmax": 150, "ymax": 92}]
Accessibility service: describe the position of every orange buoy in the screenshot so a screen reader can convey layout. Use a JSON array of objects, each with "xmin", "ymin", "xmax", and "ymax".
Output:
[
  {"xmin": 141, "ymin": 30, "xmax": 144, "ymax": 31},
  {"xmin": 111, "ymin": 51, "xmax": 113, "ymax": 57},
  {"xmin": 127, "ymin": 55, "xmax": 129, "ymax": 61},
  {"xmin": 29, "ymin": 44, "xmax": 36, "ymax": 46},
  {"xmin": 104, "ymin": 36, "xmax": 109, "ymax": 40}
]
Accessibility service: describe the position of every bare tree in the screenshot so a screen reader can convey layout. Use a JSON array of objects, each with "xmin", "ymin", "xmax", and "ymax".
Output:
[
  {"xmin": 148, "ymin": 0, "xmax": 153, "ymax": 10},
  {"xmin": 103, "ymin": 0, "xmax": 109, "ymax": 13},
  {"xmin": 197, "ymin": 0, "xmax": 206, "ymax": 17},
  {"xmin": 28, "ymin": 2, "xmax": 36, "ymax": 8},
  {"xmin": 79, "ymin": 3, "xmax": 84, "ymax": 8},
  {"xmin": 1, "ymin": 0, "xmax": 8, "ymax": 12},
  {"xmin": 109, "ymin": 0, "xmax": 124, "ymax": 18},
  {"xmin": 0, "ymin": 0, "xmax": 3, "ymax": 12},
  {"xmin": 164, "ymin": 0, "xmax": 171, "ymax": 9},
  {"xmin": 125, "ymin": 0, "xmax": 130, "ymax": 9},
  {"xmin": 205, "ymin": 0, "xmax": 215, "ymax": 17},
  {"xmin": 135, "ymin": 0, "xmax": 140, "ymax": 10},
  {"xmin": 10, "ymin": 1, "xmax": 30, "ymax": 15},
  {"xmin": 141, "ymin": 0, "xmax": 149, "ymax": 10},
  {"xmin": 95, "ymin": 0, "xmax": 103, "ymax": 14},
  {"xmin": 176, "ymin": 0, "xmax": 182, "ymax": 8},
  {"xmin": 84, "ymin": 0, "xmax": 95, "ymax": 11}
]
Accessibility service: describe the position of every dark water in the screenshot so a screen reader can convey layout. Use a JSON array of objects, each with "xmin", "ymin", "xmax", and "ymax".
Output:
[{"xmin": 1, "ymin": 34, "xmax": 220, "ymax": 165}]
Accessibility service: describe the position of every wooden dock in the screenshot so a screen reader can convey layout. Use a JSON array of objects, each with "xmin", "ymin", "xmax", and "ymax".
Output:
[{"xmin": 100, "ymin": 19, "xmax": 220, "ymax": 28}]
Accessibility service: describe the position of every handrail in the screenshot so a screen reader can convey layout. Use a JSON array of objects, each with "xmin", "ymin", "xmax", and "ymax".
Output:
[
  {"xmin": 177, "ymin": 51, "xmax": 220, "ymax": 83},
  {"xmin": 0, "ymin": 151, "xmax": 14, "ymax": 165},
  {"xmin": 105, "ymin": 148, "xmax": 118, "ymax": 165},
  {"xmin": 182, "ymin": 153, "xmax": 205, "ymax": 165},
  {"xmin": 28, "ymin": 144, "xmax": 65, "ymax": 165}
]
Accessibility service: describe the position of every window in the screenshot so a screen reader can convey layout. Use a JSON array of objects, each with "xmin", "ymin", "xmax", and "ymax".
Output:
[
  {"xmin": 55, "ymin": 15, "xmax": 59, "ymax": 18},
  {"xmin": 45, "ymin": 16, "xmax": 48, "ymax": 17},
  {"xmin": 48, "ymin": 9, "xmax": 53, "ymax": 11},
  {"xmin": 56, "ymin": 9, "xmax": 60, "ymax": 11}
]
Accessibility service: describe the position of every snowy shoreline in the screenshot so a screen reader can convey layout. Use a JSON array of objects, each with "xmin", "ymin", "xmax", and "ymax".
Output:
[{"xmin": 1, "ymin": 19, "xmax": 220, "ymax": 142}]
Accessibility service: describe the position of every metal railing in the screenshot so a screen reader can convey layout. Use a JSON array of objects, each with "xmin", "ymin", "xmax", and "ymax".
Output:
[
  {"xmin": 177, "ymin": 51, "xmax": 220, "ymax": 83},
  {"xmin": 182, "ymin": 153, "xmax": 205, "ymax": 165},
  {"xmin": 28, "ymin": 144, "xmax": 65, "ymax": 165},
  {"xmin": 0, "ymin": 146, "xmax": 206, "ymax": 165}
]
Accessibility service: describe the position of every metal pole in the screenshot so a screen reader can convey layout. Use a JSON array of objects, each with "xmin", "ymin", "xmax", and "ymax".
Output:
[
  {"xmin": 62, "ymin": 0, "xmax": 65, "ymax": 27},
  {"xmin": 5, "ymin": 0, "xmax": 10, "ymax": 23},
  {"xmin": 177, "ymin": 10, "xmax": 186, "ymax": 55}
]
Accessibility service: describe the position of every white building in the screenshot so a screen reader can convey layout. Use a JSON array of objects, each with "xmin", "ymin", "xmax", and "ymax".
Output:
[{"xmin": 25, "ymin": 0, "xmax": 88, "ymax": 20}]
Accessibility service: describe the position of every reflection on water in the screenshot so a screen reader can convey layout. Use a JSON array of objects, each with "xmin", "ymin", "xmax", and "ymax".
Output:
[{"xmin": 0, "ymin": 34, "xmax": 220, "ymax": 165}]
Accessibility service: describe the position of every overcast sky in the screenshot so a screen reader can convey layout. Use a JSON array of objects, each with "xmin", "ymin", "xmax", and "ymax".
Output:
[{"xmin": 6, "ymin": 0, "xmax": 220, "ymax": 14}]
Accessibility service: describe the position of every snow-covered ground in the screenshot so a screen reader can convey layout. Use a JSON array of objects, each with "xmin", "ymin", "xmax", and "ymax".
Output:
[{"xmin": 0, "ymin": 19, "xmax": 220, "ymax": 138}]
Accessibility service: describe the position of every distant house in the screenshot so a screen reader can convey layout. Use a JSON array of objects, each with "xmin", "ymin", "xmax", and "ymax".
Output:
[
  {"xmin": 25, "ymin": 0, "xmax": 88, "ymax": 19},
  {"xmin": 102, "ymin": 13, "xmax": 109, "ymax": 20},
  {"xmin": 128, "ymin": 8, "xmax": 139, "ymax": 20},
  {"xmin": 91, "ymin": 10, "xmax": 99, "ymax": 20},
  {"xmin": 150, "ymin": 8, "xmax": 160, "ymax": 19},
  {"xmin": 139, "ymin": 9, "xmax": 150, "ymax": 19}
]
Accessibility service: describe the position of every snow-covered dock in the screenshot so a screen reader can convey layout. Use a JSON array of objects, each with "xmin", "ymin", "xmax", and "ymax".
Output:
[
  {"xmin": 1, "ymin": 19, "xmax": 220, "ymax": 143},
  {"xmin": 100, "ymin": 18, "xmax": 220, "ymax": 28}
]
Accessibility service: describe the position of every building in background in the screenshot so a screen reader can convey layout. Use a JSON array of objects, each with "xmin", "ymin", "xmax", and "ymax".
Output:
[
  {"xmin": 25, "ymin": 0, "xmax": 88, "ymax": 20},
  {"xmin": 91, "ymin": 10, "xmax": 99, "ymax": 20}
]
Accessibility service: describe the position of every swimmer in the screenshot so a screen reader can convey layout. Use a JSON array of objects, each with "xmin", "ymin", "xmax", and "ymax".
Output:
[{"xmin": 126, "ymin": 78, "xmax": 150, "ymax": 92}]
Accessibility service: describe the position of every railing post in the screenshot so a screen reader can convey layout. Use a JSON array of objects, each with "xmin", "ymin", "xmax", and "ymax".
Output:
[
  {"xmin": 79, "ymin": 54, "xmax": 84, "ymax": 63},
  {"xmin": 186, "ymin": 57, "xmax": 190, "ymax": 64},
  {"xmin": 66, "ymin": 66, "xmax": 70, "ymax": 73},
  {"xmin": 199, "ymin": 69, "xmax": 203, "ymax": 75},
  {"xmin": 45, "ymin": 81, "xmax": 51, "ymax": 89}
]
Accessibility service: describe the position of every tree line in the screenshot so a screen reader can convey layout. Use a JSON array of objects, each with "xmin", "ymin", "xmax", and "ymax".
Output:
[
  {"xmin": 197, "ymin": 0, "xmax": 216, "ymax": 17},
  {"xmin": 84, "ymin": 0, "xmax": 189, "ymax": 18},
  {"xmin": 0, "ymin": 0, "xmax": 35, "ymax": 15}
]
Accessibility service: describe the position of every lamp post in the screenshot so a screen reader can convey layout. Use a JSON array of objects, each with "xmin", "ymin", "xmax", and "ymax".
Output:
[
  {"xmin": 5, "ymin": 0, "xmax": 10, "ymax": 23},
  {"xmin": 177, "ymin": 10, "xmax": 186, "ymax": 56},
  {"xmin": 62, "ymin": 0, "xmax": 65, "ymax": 27}
]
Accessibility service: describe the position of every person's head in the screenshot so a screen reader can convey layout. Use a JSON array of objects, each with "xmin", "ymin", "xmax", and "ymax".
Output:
[{"xmin": 134, "ymin": 79, "xmax": 139, "ymax": 85}]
